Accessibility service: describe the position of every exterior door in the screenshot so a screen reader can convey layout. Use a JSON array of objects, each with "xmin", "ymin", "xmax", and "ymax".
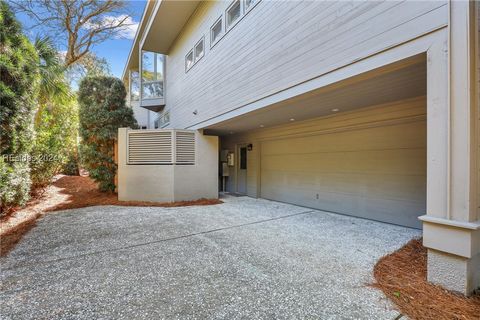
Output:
[{"xmin": 237, "ymin": 145, "xmax": 248, "ymax": 194}]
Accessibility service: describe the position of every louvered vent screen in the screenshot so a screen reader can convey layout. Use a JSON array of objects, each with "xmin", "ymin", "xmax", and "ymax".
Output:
[
  {"xmin": 175, "ymin": 131, "xmax": 195, "ymax": 165},
  {"xmin": 127, "ymin": 130, "xmax": 195, "ymax": 165},
  {"xmin": 128, "ymin": 130, "xmax": 173, "ymax": 164}
]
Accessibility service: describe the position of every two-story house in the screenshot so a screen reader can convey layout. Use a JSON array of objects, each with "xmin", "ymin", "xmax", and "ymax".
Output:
[{"xmin": 117, "ymin": 0, "xmax": 480, "ymax": 295}]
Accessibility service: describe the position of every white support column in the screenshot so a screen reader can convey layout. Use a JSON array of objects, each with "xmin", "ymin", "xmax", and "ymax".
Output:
[{"xmin": 420, "ymin": 0, "xmax": 480, "ymax": 295}]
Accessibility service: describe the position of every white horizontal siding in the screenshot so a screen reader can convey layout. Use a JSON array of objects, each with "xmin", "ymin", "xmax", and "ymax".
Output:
[{"xmin": 165, "ymin": 0, "xmax": 447, "ymax": 129}]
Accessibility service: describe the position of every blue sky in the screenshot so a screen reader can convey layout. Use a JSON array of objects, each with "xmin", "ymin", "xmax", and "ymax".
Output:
[{"xmin": 14, "ymin": 0, "xmax": 146, "ymax": 79}]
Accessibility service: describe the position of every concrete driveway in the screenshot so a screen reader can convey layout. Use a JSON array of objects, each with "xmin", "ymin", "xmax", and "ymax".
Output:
[{"xmin": 0, "ymin": 196, "xmax": 420, "ymax": 319}]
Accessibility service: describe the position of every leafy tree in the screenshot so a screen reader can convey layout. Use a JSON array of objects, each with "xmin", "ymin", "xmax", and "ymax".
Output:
[
  {"xmin": 34, "ymin": 37, "xmax": 71, "ymax": 107},
  {"xmin": 66, "ymin": 52, "xmax": 111, "ymax": 86},
  {"xmin": 78, "ymin": 76, "xmax": 137, "ymax": 192},
  {"xmin": 0, "ymin": 0, "xmax": 40, "ymax": 213},
  {"xmin": 30, "ymin": 37, "xmax": 79, "ymax": 190},
  {"xmin": 30, "ymin": 98, "xmax": 79, "ymax": 190}
]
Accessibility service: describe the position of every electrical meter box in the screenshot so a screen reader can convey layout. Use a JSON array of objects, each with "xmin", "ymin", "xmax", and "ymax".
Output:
[
  {"xmin": 227, "ymin": 152, "xmax": 235, "ymax": 166},
  {"xmin": 222, "ymin": 162, "xmax": 229, "ymax": 177}
]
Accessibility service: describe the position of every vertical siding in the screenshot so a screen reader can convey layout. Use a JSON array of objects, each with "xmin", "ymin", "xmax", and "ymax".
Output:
[{"xmin": 164, "ymin": 0, "xmax": 446, "ymax": 129}]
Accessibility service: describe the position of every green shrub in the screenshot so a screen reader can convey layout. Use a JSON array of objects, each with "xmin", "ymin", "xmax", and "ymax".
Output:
[
  {"xmin": 0, "ymin": 157, "xmax": 31, "ymax": 212},
  {"xmin": 78, "ymin": 76, "xmax": 137, "ymax": 192},
  {"xmin": 0, "ymin": 1, "xmax": 39, "ymax": 212},
  {"xmin": 62, "ymin": 151, "xmax": 80, "ymax": 176},
  {"xmin": 28, "ymin": 37, "xmax": 79, "ymax": 189},
  {"xmin": 30, "ymin": 99, "xmax": 79, "ymax": 189}
]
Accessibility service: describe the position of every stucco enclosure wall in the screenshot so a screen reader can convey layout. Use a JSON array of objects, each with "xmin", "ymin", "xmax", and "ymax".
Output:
[
  {"xmin": 117, "ymin": 129, "xmax": 218, "ymax": 202},
  {"xmin": 164, "ymin": 1, "xmax": 447, "ymax": 129},
  {"xmin": 220, "ymin": 97, "xmax": 426, "ymax": 228}
]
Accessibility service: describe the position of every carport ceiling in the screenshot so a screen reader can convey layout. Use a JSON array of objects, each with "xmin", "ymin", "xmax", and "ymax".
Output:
[{"xmin": 204, "ymin": 56, "xmax": 426, "ymax": 136}]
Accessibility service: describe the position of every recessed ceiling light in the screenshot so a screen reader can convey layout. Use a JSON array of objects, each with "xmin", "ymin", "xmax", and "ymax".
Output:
[
  {"xmin": 331, "ymin": 108, "xmax": 340, "ymax": 112},
  {"xmin": 289, "ymin": 118, "xmax": 295, "ymax": 121},
  {"xmin": 259, "ymin": 124, "xmax": 264, "ymax": 128}
]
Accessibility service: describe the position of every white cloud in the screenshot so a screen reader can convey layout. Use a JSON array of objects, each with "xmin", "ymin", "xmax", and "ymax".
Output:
[{"xmin": 84, "ymin": 14, "xmax": 139, "ymax": 40}]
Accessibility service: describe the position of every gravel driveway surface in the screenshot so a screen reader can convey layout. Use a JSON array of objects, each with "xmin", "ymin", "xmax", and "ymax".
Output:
[{"xmin": 0, "ymin": 196, "xmax": 420, "ymax": 319}]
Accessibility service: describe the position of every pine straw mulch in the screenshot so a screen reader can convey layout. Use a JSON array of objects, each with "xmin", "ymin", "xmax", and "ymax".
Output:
[
  {"xmin": 0, "ymin": 175, "xmax": 222, "ymax": 257},
  {"xmin": 372, "ymin": 238, "xmax": 480, "ymax": 320}
]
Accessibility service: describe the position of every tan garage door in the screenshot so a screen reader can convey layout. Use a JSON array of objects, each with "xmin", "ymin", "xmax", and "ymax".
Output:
[{"xmin": 260, "ymin": 119, "xmax": 426, "ymax": 228}]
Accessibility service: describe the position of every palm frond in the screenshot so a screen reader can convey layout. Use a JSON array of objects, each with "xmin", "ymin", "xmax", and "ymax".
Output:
[{"xmin": 34, "ymin": 36, "xmax": 73, "ymax": 105}]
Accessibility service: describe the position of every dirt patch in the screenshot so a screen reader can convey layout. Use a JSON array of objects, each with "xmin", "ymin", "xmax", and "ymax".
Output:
[
  {"xmin": 0, "ymin": 175, "xmax": 222, "ymax": 257},
  {"xmin": 372, "ymin": 238, "xmax": 480, "ymax": 320},
  {"xmin": 43, "ymin": 175, "xmax": 222, "ymax": 212}
]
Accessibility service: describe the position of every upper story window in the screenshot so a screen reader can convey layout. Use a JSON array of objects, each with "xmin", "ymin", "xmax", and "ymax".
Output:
[
  {"xmin": 194, "ymin": 37, "xmax": 205, "ymax": 62},
  {"xmin": 185, "ymin": 36, "xmax": 205, "ymax": 72},
  {"xmin": 185, "ymin": 49, "xmax": 194, "ymax": 72},
  {"xmin": 210, "ymin": 17, "xmax": 223, "ymax": 47},
  {"xmin": 141, "ymin": 51, "xmax": 164, "ymax": 99},
  {"xmin": 226, "ymin": 0, "xmax": 241, "ymax": 29},
  {"xmin": 129, "ymin": 70, "xmax": 140, "ymax": 102},
  {"xmin": 245, "ymin": 0, "xmax": 257, "ymax": 12}
]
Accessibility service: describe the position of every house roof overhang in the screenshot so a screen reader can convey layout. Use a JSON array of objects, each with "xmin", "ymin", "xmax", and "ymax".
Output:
[
  {"xmin": 122, "ymin": 0, "xmax": 200, "ymax": 82},
  {"xmin": 140, "ymin": 0, "xmax": 200, "ymax": 54}
]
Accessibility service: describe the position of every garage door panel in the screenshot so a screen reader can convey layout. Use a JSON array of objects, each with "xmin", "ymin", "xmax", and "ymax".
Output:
[
  {"xmin": 261, "ymin": 184, "xmax": 422, "ymax": 226},
  {"xmin": 261, "ymin": 121, "xmax": 426, "ymax": 156},
  {"xmin": 262, "ymin": 149, "xmax": 425, "ymax": 175},
  {"xmin": 261, "ymin": 170, "xmax": 425, "ymax": 202},
  {"xmin": 260, "ymin": 120, "xmax": 426, "ymax": 228}
]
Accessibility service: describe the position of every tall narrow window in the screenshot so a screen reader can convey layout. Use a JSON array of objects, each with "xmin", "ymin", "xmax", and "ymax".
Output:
[
  {"xmin": 194, "ymin": 38, "xmax": 204, "ymax": 62},
  {"xmin": 210, "ymin": 17, "xmax": 223, "ymax": 46},
  {"xmin": 240, "ymin": 147, "xmax": 247, "ymax": 169},
  {"xmin": 185, "ymin": 49, "xmax": 194, "ymax": 71},
  {"xmin": 130, "ymin": 70, "xmax": 140, "ymax": 102},
  {"xmin": 226, "ymin": 0, "xmax": 241, "ymax": 29},
  {"xmin": 142, "ymin": 51, "xmax": 154, "ymax": 81},
  {"xmin": 156, "ymin": 54, "xmax": 164, "ymax": 81},
  {"xmin": 141, "ymin": 51, "xmax": 164, "ymax": 99}
]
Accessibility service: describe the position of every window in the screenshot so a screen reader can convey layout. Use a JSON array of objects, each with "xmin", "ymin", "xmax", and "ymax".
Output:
[
  {"xmin": 154, "ymin": 111, "xmax": 170, "ymax": 129},
  {"xmin": 226, "ymin": 0, "xmax": 241, "ymax": 29},
  {"xmin": 156, "ymin": 54, "xmax": 164, "ymax": 81},
  {"xmin": 244, "ymin": 0, "xmax": 256, "ymax": 11},
  {"xmin": 185, "ymin": 49, "xmax": 194, "ymax": 71},
  {"xmin": 210, "ymin": 17, "xmax": 223, "ymax": 46},
  {"xmin": 141, "ymin": 51, "xmax": 164, "ymax": 99},
  {"xmin": 194, "ymin": 38, "xmax": 204, "ymax": 62},
  {"xmin": 185, "ymin": 36, "xmax": 206, "ymax": 72},
  {"xmin": 129, "ymin": 70, "xmax": 140, "ymax": 102},
  {"xmin": 240, "ymin": 147, "xmax": 247, "ymax": 169},
  {"xmin": 142, "ymin": 51, "xmax": 155, "ymax": 80}
]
